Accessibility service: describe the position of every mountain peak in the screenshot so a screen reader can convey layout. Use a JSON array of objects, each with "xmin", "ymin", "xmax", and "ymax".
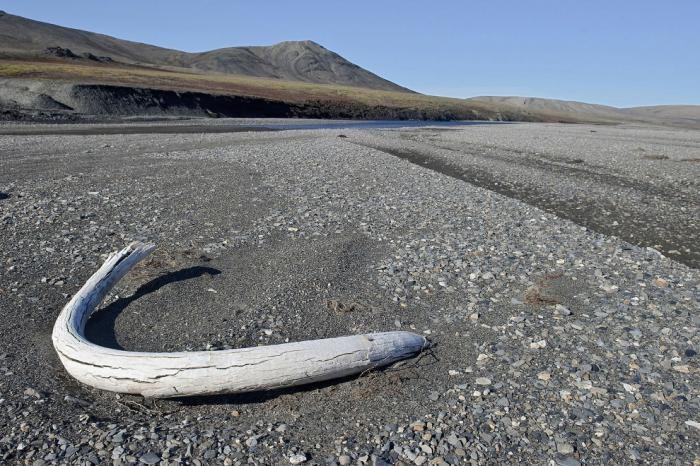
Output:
[{"xmin": 277, "ymin": 40, "xmax": 324, "ymax": 47}]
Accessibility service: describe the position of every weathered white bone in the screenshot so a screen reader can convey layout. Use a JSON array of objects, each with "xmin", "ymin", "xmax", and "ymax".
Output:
[{"xmin": 52, "ymin": 242, "xmax": 428, "ymax": 398}]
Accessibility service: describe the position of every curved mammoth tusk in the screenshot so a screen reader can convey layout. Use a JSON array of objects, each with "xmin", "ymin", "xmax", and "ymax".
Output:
[{"xmin": 52, "ymin": 242, "xmax": 428, "ymax": 398}]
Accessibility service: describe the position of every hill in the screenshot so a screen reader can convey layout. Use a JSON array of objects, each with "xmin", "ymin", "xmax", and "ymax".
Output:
[
  {"xmin": 1, "ymin": 10, "xmax": 696, "ymax": 126},
  {"xmin": 468, "ymin": 96, "xmax": 700, "ymax": 129},
  {"xmin": 0, "ymin": 10, "xmax": 410, "ymax": 92},
  {"xmin": 623, "ymin": 105, "xmax": 700, "ymax": 128}
]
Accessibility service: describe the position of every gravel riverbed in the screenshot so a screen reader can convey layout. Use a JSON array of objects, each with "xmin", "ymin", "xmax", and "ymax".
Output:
[{"xmin": 0, "ymin": 122, "xmax": 698, "ymax": 465}]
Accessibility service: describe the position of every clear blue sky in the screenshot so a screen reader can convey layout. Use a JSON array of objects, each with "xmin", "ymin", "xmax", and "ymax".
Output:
[{"xmin": 3, "ymin": 0, "xmax": 699, "ymax": 107}]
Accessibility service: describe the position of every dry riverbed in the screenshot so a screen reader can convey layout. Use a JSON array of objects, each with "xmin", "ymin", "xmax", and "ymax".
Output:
[{"xmin": 0, "ymin": 122, "xmax": 698, "ymax": 465}]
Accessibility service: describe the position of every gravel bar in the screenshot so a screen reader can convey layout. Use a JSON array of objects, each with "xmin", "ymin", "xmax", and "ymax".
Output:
[{"xmin": 0, "ymin": 122, "xmax": 698, "ymax": 465}]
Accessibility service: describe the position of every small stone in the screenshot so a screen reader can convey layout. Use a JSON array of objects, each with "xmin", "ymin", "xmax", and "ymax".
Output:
[
  {"xmin": 475, "ymin": 377, "xmax": 491, "ymax": 386},
  {"xmin": 653, "ymin": 277, "xmax": 669, "ymax": 288},
  {"xmin": 685, "ymin": 420, "xmax": 700, "ymax": 430},
  {"xmin": 288, "ymin": 453, "xmax": 307, "ymax": 464},
  {"xmin": 139, "ymin": 452, "xmax": 161, "ymax": 465},
  {"xmin": 574, "ymin": 380, "xmax": 592, "ymax": 390},
  {"xmin": 23, "ymin": 388, "xmax": 41, "ymax": 398},
  {"xmin": 628, "ymin": 448, "xmax": 641, "ymax": 461},
  {"xmin": 600, "ymin": 284, "xmax": 618, "ymax": 293},
  {"xmin": 64, "ymin": 395, "xmax": 90, "ymax": 407},
  {"xmin": 622, "ymin": 383, "xmax": 638, "ymax": 393},
  {"xmin": 446, "ymin": 433, "xmax": 463, "ymax": 448},
  {"xmin": 555, "ymin": 456, "xmax": 581, "ymax": 466},
  {"xmin": 411, "ymin": 421, "xmax": 426, "ymax": 432},
  {"xmin": 686, "ymin": 349, "xmax": 697, "ymax": 358},
  {"xmin": 537, "ymin": 371, "xmax": 551, "ymax": 381},
  {"xmin": 338, "ymin": 455, "xmax": 352, "ymax": 465},
  {"xmin": 529, "ymin": 340, "xmax": 547, "ymax": 349},
  {"xmin": 556, "ymin": 441, "xmax": 574, "ymax": 454}
]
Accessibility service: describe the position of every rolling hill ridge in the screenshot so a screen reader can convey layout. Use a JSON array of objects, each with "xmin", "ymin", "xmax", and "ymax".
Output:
[
  {"xmin": 468, "ymin": 96, "xmax": 700, "ymax": 129},
  {"xmin": 0, "ymin": 10, "xmax": 409, "ymax": 92},
  {"xmin": 0, "ymin": 10, "xmax": 697, "ymax": 127}
]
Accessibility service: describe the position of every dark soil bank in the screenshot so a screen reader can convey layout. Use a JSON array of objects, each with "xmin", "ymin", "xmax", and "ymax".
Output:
[{"xmin": 6, "ymin": 83, "xmax": 540, "ymax": 122}]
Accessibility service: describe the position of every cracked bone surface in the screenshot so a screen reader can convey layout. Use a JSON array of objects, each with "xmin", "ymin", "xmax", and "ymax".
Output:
[{"xmin": 51, "ymin": 242, "xmax": 428, "ymax": 398}]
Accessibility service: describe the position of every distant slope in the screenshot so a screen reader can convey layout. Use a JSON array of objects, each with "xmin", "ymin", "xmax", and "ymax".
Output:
[
  {"xmin": 467, "ymin": 96, "xmax": 627, "ymax": 122},
  {"xmin": 0, "ymin": 10, "xmax": 185, "ymax": 65},
  {"xmin": 469, "ymin": 96, "xmax": 700, "ymax": 128},
  {"xmin": 0, "ymin": 10, "xmax": 410, "ymax": 92},
  {"xmin": 623, "ymin": 105, "xmax": 700, "ymax": 128}
]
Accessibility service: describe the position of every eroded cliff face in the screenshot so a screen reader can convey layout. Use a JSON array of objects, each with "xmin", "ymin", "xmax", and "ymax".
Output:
[{"xmin": 0, "ymin": 79, "xmax": 519, "ymax": 121}]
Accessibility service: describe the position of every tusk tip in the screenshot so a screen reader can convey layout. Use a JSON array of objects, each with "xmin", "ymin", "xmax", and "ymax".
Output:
[{"xmin": 381, "ymin": 331, "xmax": 431, "ymax": 353}]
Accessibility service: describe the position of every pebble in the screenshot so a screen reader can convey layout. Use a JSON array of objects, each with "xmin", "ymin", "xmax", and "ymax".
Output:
[
  {"xmin": 139, "ymin": 452, "xmax": 161, "ymax": 465},
  {"xmin": 556, "ymin": 441, "xmax": 574, "ymax": 454},
  {"xmin": 529, "ymin": 339, "xmax": 547, "ymax": 349},
  {"xmin": 288, "ymin": 453, "xmax": 307, "ymax": 464},
  {"xmin": 555, "ymin": 456, "xmax": 581, "ymax": 466},
  {"xmin": 23, "ymin": 387, "xmax": 41, "ymax": 398},
  {"xmin": 653, "ymin": 277, "xmax": 669, "ymax": 287},
  {"xmin": 685, "ymin": 420, "xmax": 700, "ymax": 430}
]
